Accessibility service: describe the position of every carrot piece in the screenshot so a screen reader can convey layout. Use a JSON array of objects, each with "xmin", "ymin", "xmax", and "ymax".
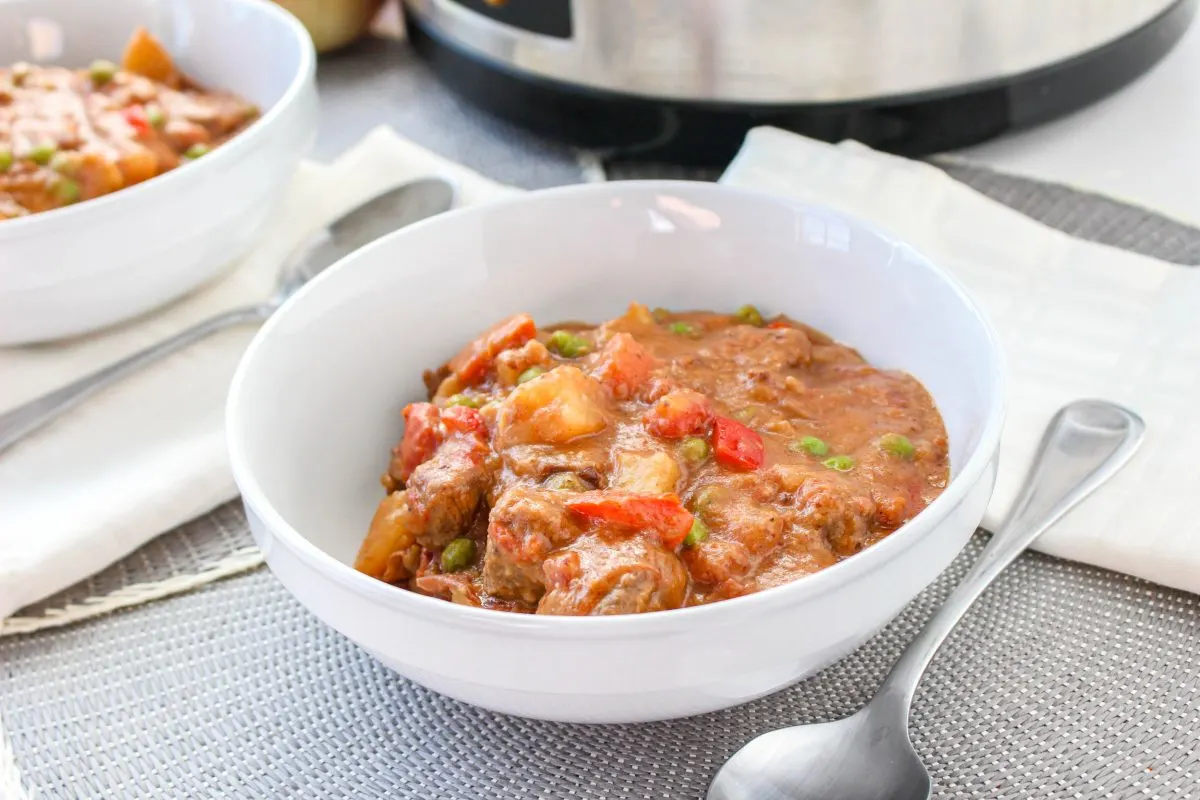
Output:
[
  {"xmin": 644, "ymin": 389, "xmax": 713, "ymax": 439},
  {"xmin": 447, "ymin": 313, "xmax": 537, "ymax": 386},
  {"xmin": 121, "ymin": 27, "xmax": 179, "ymax": 84},
  {"xmin": 711, "ymin": 416, "xmax": 765, "ymax": 471},
  {"xmin": 565, "ymin": 491, "xmax": 694, "ymax": 549}
]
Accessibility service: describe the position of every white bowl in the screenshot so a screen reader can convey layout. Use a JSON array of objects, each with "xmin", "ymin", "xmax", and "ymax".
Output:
[
  {"xmin": 0, "ymin": 0, "xmax": 318, "ymax": 345},
  {"xmin": 227, "ymin": 182, "xmax": 1005, "ymax": 723}
]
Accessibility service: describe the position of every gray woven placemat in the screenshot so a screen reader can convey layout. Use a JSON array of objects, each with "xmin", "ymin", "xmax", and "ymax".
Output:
[
  {"xmin": 5, "ymin": 522, "xmax": 1200, "ymax": 799},
  {"xmin": 6, "ymin": 40, "xmax": 1200, "ymax": 799}
]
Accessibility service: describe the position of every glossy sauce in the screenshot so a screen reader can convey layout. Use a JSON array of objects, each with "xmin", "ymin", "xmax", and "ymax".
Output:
[{"xmin": 354, "ymin": 303, "xmax": 950, "ymax": 615}]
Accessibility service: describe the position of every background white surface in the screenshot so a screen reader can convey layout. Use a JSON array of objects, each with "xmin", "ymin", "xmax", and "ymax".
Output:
[{"xmin": 954, "ymin": 16, "xmax": 1200, "ymax": 228}]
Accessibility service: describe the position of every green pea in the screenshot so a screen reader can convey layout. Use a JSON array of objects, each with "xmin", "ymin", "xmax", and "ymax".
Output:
[
  {"xmin": 668, "ymin": 321, "xmax": 697, "ymax": 337},
  {"xmin": 516, "ymin": 366, "xmax": 545, "ymax": 384},
  {"xmin": 879, "ymin": 433, "xmax": 915, "ymax": 460},
  {"xmin": 683, "ymin": 517, "xmax": 709, "ymax": 547},
  {"xmin": 184, "ymin": 143, "xmax": 210, "ymax": 160},
  {"xmin": 53, "ymin": 178, "xmax": 80, "ymax": 205},
  {"xmin": 548, "ymin": 330, "xmax": 590, "ymax": 358},
  {"xmin": 0, "ymin": 149, "xmax": 11, "ymax": 173},
  {"xmin": 788, "ymin": 436, "xmax": 828, "ymax": 457},
  {"xmin": 544, "ymin": 472, "xmax": 588, "ymax": 492},
  {"xmin": 680, "ymin": 436, "xmax": 709, "ymax": 463},
  {"xmin": 89, "ymin": 59, "xmax": 118, "ymax": 85},
  {"xmin": 445, "ymin": 393, "xmax": 481, "ymax": 408},
  {"xmin": 146, "ymin": 105, "xmax": 166, "ymax": 128},
  {"xmin": 28, "ymin": 142, "xmax": 56, "ymax": 166},
  {"xmin": 822, "ymin": 455, "xmax": 855, "ymax": 472},
  {"xmin": 734, "ymin": 304, "xmax": 764, "ymax": 327},
  {"xmin": 440, "ymin": 538, "xmax": 476, "ymax": 572}
]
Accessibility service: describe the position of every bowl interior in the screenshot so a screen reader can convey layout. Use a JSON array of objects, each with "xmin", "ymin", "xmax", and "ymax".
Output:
[
  {"xmin": 0, "ymin": 0, "xmax": 305, "ymax": 111},
  {"xmin": 230, "ymin": 182, "xmax": 1003, "ymax": 567}
]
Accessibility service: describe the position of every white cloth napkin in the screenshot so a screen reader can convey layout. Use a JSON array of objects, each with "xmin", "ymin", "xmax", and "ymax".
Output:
[
  {"xmin": 4, "ymin": 123, "xmax": 1197, "ymax": 621},
  {"xmin": 0, "ymin": 127, "xmax": 516, "ymax": 619},
  {"xmin": 722, "ymin": 127, "xmax": 1200, "ymax": 596}
]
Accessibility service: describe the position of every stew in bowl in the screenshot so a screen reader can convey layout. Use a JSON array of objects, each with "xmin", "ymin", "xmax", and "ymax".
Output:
[
  {"xmin": 355, "ymin": 302, "xmax": 949, "ymax": 615},
  {"xmin": 0, "ymin": 27, "xmax": 257, "ymax": 220}
]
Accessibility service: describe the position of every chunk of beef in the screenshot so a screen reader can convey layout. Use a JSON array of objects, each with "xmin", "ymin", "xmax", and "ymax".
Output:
[
  {"xmin": 495, "ymin": 339, "xmax": 553, "ymax": 386},
  {"xmin": 407, "ymin": 434, "xmax": 494, "ymax": 549},
  {"xmin": 499, "ymin": 443, "xmax": 609, "ymax": 488},
  {"xmin": 483, "ymin": 487, "xmax": 584, "ymax": 603},
  {"xmin": 537, "ymin": 536, "xmax": 687, "ymax": 615},
  {"xmin": 681, "ymin": 487, "xmax": 783, "ymax": 586},
  {"xmin": 702, "ymin": 325, "xmax": 813, "ymax": 371},
  {"xmin": 792, "ymin": 477, "xmax": 876, "ymax": 556}
]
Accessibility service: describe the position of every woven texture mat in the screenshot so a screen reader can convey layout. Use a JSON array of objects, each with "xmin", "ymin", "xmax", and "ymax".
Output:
[
  {"xmin": 7, "ymin": 55, "xmax": 1200, "ymax": 796},
  {"xmin": 4, "ymin": 519, "xmax": 1200, "ymax": 799}
]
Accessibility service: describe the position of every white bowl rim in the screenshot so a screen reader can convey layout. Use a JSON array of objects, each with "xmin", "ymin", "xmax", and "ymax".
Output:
[
  {"xmin": 227, "ymin": 179, "xmax": 1007, "ymax": 640},
  {"xmin": 0, "ymin": 0, "xmax": 316, "ymax": 237}
]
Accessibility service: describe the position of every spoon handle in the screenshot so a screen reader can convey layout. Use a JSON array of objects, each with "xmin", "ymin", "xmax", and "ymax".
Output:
[
  {"xmin": 0, "ymin": 304, "xmax": 271, "ymax": 454},
  {"xmin": 875, "ymin": 399, "xmax": 1145, "ymax": 715}
]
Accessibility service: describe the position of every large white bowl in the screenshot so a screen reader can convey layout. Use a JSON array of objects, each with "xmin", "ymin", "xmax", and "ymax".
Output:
[
  {"xmin": 0, "ymin": 0, "xmax": 318, "ymax": 344},
  {"xmin": 227, "ymin": 182, "xmax": 1005, "ymax": 723}
]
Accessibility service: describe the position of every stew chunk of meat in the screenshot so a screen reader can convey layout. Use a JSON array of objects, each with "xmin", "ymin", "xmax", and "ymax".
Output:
[
  {"xmin": 356, "ymin": 304, "xmax": 950, "ymax": 616},
  {"xmin": 539, "ymin": 537, "xmax": 688, "ymax": 615}
]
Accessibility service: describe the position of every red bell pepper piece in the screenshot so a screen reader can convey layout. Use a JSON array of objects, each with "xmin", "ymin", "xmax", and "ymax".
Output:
[
  {"xmin": 123, "ymin": 105, "xmax": 152, "ymax": 136},
  {"xmin": 711, "ymin": 416, "xmax": 765, "ymax": 470},
  {"xmin": 565, "ymin": 491, "xmax": 694, "ymax": 549}
]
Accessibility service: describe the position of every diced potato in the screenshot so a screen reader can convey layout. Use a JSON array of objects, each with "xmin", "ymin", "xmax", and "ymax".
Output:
[
  {"xmin": 612, "ymin": 451, "xmax": 680, "ymax": 495},
  {"xmin": 494, "ymin": 366, "xmax": 609, "ymax": 447},
  {"xmin": 121, "ymin": 27, "xmax": 179, "ymax": 84},
  {"xmin": 354, "ymin": 491, "xmax": 419, "ymax": 581}
]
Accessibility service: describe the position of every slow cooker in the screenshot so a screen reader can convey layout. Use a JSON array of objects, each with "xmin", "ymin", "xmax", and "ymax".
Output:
[{"xmin": 402, "ymin": 0, "xmax": 1197, "ymax": 164}]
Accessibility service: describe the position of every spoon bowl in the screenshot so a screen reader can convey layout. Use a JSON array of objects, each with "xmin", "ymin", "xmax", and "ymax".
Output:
[{"xmin": 711, "ymin": 711, "xmax": 931, "ymax": 800}]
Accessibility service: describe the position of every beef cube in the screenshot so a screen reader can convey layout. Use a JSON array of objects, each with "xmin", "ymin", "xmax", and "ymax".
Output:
[{"xmin": 538, "ymin": 536, "xmax": 687, "ymax": 615}]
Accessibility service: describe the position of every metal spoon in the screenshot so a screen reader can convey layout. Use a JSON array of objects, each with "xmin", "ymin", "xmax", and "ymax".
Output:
[
  {"xmin": 0, "ymin": 177, "xmax": 457, "ymax": 454},
  {"xmin": 708, "ymin": 399, "xmax": 1145, "ymax": 800}
]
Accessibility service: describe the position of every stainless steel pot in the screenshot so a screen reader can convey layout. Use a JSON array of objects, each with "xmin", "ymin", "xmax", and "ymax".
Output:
[{"xmin": 402, "ymin": 0, "xmax": 1196, "ymax": 163}]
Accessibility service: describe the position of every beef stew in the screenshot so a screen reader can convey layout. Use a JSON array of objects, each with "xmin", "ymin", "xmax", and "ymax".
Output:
[
  {"xmin": 0, "ymin": 28, "xmax": 257, "ymax": 220},
  {"xmin": 355, "ymin": 303, "xmax": 949, "ymax": 615}
]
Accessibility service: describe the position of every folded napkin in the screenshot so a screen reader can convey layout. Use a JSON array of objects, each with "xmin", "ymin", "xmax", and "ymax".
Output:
[
  {"xmin": 0, "ymin": 127, "xmax": 517, "ymax": 619},
  {"xmin": 723, "ymin": 127, "xmax": 1199, "ymax": 595}
]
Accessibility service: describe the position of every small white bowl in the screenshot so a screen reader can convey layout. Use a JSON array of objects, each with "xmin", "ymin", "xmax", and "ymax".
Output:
[
  {"xmin": 0, "ymin": 0, "xmax": 318, "ymax": 345},
  {"xmin": 227, "ymin": 182, "xmax": 1005, "ymax": 723}
]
